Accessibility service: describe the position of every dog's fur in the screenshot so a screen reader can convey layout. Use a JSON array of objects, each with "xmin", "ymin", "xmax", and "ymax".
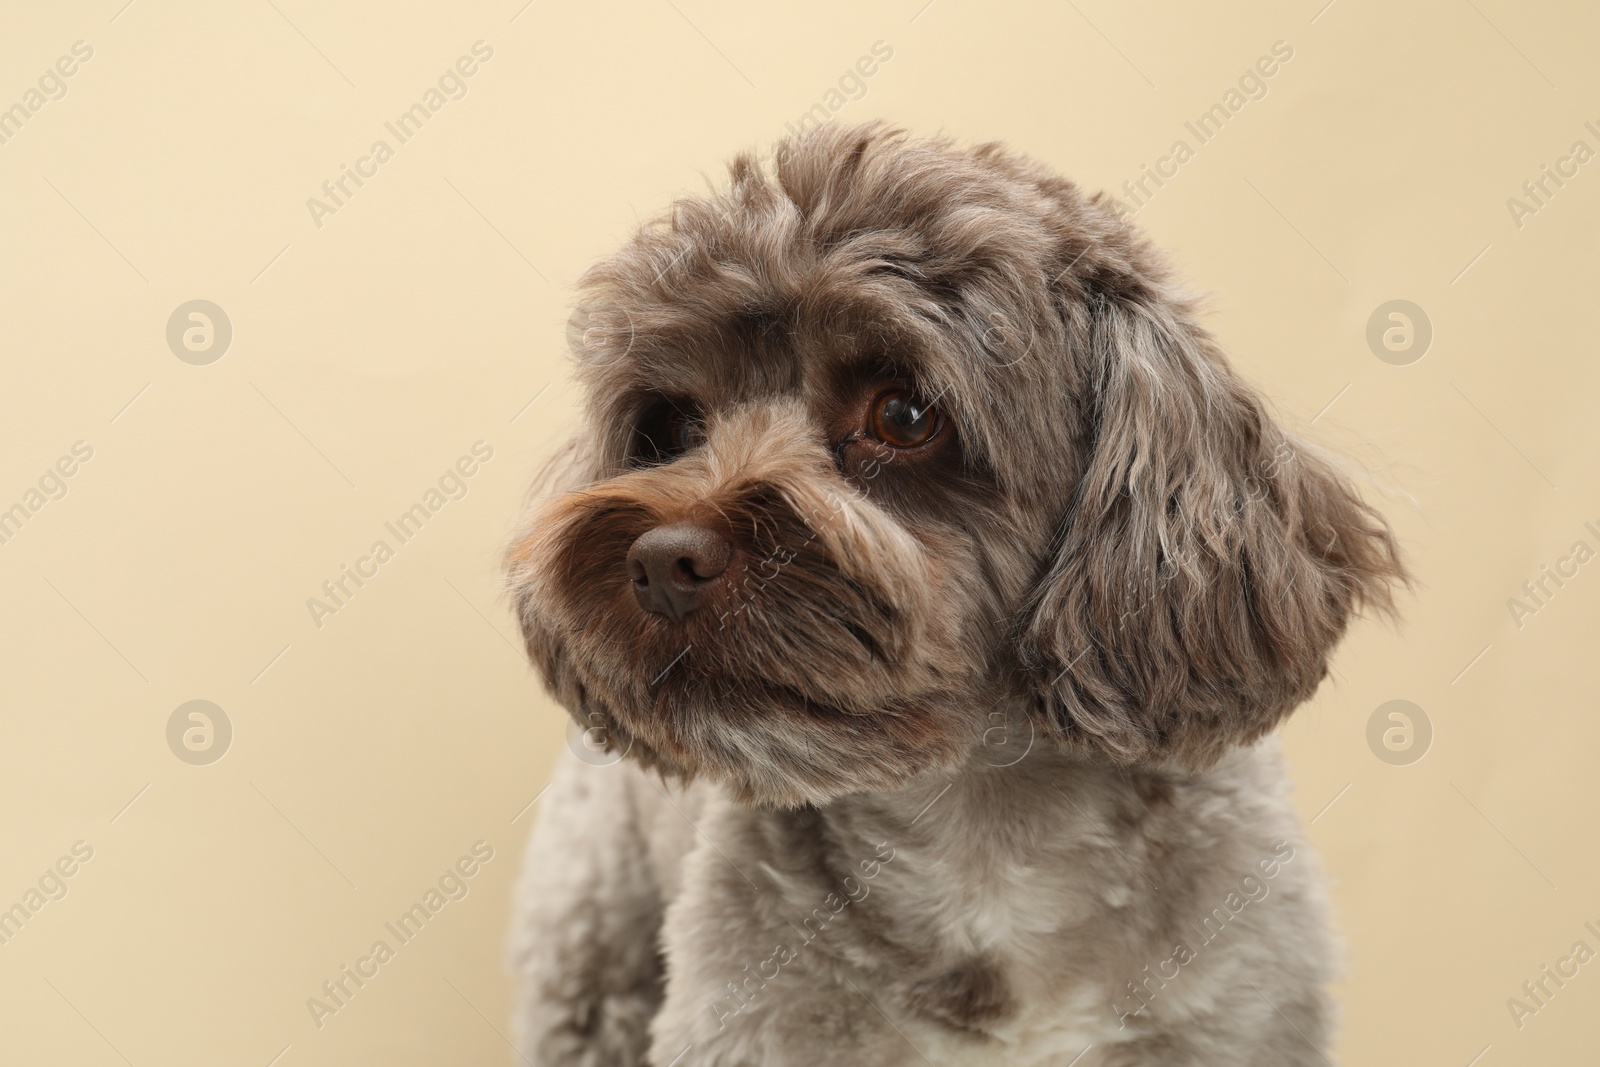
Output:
[{"xmin": 505, "ymin": 124, "xmax": 1405, "ymax": 1066}]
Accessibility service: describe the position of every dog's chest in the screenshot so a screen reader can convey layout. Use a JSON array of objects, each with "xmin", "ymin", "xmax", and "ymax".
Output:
[
  {"xmin": 877, "ymin": 839, "xmax": 1133, "ymax": 1062},
  {"xmin": 911, "ymin": 993, "xmax": 1116, "ymax": 1067}
]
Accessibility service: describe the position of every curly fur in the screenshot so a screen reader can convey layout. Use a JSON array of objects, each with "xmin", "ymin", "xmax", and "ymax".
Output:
[{"xmin": 504, "ymin": 123, "xmax": 1405, "ymax": 1066}]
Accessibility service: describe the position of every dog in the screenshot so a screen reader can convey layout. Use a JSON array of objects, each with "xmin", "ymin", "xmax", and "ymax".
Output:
[{"xmin": 504, "ymin": 123, "xmax": 1405, "ymax": 1066}]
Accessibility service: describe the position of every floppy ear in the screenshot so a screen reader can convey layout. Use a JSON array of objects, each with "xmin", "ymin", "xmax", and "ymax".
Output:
[{"xmin": 1020, "ymin": 293, "xmax": 1405, "ymax": 767}]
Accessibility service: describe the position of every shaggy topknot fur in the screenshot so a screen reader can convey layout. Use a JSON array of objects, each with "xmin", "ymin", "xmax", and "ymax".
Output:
[{"xmin": 506, "ymin": 123, "xmax": 1405, "ymax": 1066}]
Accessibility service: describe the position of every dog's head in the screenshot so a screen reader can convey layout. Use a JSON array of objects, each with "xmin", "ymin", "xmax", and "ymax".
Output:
[{"xmin": 507, "ymin": 124, "xmax": 1404, "ymax": 807}]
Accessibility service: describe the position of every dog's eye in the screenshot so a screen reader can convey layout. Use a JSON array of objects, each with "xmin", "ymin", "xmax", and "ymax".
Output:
[
  {"xmin": 866, "ymin": 389, "xmax": 938, "ymax": 448},
  {"xmin": 633, "ymin": 401, "xmax": 705, "ymax": 465},
  {"xmin": 666, "ymin": 411, "xmax": 704, "ymax": 454}
]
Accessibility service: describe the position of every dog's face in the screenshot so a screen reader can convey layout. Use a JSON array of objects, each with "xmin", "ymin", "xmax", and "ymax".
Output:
[{"xmin": 507, "ymin": 125, "xmax": 1404, "ymax": 807}]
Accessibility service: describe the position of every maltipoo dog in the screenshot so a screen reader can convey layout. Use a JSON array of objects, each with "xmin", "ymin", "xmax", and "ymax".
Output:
[{"xmin": 504, "ymin": 123, "xmax": 1404, "ymax": 1066}]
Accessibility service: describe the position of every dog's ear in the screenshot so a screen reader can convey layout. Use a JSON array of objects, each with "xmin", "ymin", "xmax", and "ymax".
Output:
[{"xmin": 1020, "ymin": 293, "xmax": 1405, "ymax": 767}]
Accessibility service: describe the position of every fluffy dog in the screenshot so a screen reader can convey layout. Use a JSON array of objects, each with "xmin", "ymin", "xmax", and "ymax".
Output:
[{"xmin": 505, "ymin": 123, "xmax": 1404, "ymax": 1066}]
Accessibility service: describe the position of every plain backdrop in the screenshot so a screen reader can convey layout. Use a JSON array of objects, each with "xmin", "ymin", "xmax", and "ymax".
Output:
[{"xmin": 1, "ymin": 1, "xmax": 1596, "ymax": 1064}]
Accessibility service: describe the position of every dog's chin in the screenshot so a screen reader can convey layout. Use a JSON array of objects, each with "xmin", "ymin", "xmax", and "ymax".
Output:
[{"xmin": 550, "ymin": 640, "xmax": 974, "ymax": 808}]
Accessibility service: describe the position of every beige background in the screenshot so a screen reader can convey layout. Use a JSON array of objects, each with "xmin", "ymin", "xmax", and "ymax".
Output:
[{"xmin": 1, "ymin": 0, "xmax": 1596, "ymax": 1063}]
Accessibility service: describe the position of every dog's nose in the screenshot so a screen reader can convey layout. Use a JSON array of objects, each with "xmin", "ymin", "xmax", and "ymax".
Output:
[{"xmin": 626, "ymin": 524, "xmax": 733, "ymax": 620}]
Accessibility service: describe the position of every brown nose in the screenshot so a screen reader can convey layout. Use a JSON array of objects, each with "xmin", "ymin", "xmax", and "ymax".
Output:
[{"xmin": 626, "ymin": 524, "xmax": 733, "ymax": 620}]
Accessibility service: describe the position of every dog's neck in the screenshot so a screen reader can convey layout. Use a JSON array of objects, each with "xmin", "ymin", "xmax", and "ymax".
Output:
[
  {"xmin": 770, "ymin": 737, "xmax": 1261, "ymax": 947},
  {"xmin": 814, "ymin": 741, "xmax": 1183, "ymax": 865}
]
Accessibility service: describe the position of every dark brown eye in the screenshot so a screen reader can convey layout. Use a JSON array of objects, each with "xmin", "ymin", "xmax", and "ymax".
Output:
[
  {"xmin": 866, "ymin": 389, "xmax": 938, "ymax": 448},
  {"xmin": 666, "ymin": 411, "xmax": 704, "ymax": 454},
  {"xmin": 633, "ymin": 400, "xmax": 704, "ymax": 465}
]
